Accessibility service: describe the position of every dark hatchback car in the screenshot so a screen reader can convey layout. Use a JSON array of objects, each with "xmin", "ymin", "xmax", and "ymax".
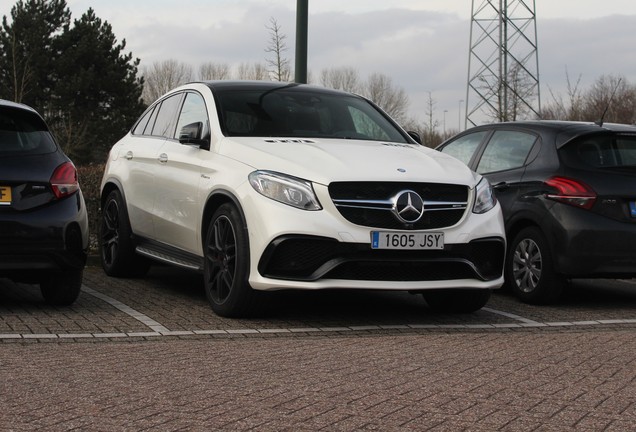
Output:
[
  {"xmin": 437, "ymin": 120, "xmax": 636, "ymax": 304},
  {"xmin": 0, "ymin": 99, "xmax": 88, "ymax": 305}
]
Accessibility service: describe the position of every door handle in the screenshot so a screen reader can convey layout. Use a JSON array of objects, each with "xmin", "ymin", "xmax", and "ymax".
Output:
[
  {"xmin": 125, "ymin": 151, "xmax": 133, "ymax": 160},
  {"xmin": 492, "ymin": 181, "xmax": 509, "ymax": 191},
  {"xmin": 158, "ymin": 153, "xmax": 168, "ymax": 163}
]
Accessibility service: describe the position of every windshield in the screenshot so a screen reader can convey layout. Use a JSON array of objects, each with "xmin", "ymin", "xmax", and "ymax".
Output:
[
  {"xmin": 0, "ymin": 107, "xmax": 56, "ymax": 156},
  {"xmin": 560, "ymin": 134, "xmax": 636, "ymax": 169},
  {"xmin": 214, "ymin": 86, "xmax": 409, "ymax": 143}
]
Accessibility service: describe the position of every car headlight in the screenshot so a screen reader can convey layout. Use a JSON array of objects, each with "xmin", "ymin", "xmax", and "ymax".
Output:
[
  {"xmin": 472, "ymin": 177, "xmax": 497, "ymax": 214},
  {"xmin": 249, "ymin": 171, "xmax": 322, "ymax": 210}
]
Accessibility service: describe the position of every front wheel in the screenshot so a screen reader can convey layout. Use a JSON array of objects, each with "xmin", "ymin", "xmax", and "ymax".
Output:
[
  {"xmin": 204, "ymin": 203, "xmax": 259, "ymax": 317},
  {"xmin": 506, "ymin": 226, "xmax": 564, "ymax": 304},
  {"xmin": 422, "ymin": 289, "xmax": 491, "ymax": 313}
]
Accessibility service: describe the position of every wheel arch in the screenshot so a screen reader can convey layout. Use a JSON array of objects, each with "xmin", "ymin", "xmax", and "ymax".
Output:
[
  {"xmin": 100, "ymin": 178, "xmax": 126, "ymax": 208},
  {"xmin": 201, "ymin": 190, "xmax": 248, "ymax": 250}
]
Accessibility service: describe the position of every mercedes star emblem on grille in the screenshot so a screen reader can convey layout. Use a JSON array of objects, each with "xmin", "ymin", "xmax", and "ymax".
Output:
[{"xmin": 393, "ymin": 190, "xmax": 425, "ymax": 223}]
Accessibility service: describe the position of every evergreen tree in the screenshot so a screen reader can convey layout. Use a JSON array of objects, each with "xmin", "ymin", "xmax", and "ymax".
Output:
[{"xmin": 0, "ymin": 0, "xmax": 70, "ymax": 108}]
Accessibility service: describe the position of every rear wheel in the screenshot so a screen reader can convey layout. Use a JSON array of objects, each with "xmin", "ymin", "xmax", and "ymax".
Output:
[
  {"xmin": 204, "ymin": 203, "xmax": 259, "ymax": 317},
  {"xmin": 40, "ymin": 269, "xmax": 83, "ymax": 306},
  {"xmin": 506, "ymin": 226, "xmax": 564, "ymax": 304},
  {"xmin": 422, "ymin": 289, "xmax": 491, "ymax": 313},
  {"xmin": 100, "ymin": 189, "xmax": 149, "ymax": 277}
]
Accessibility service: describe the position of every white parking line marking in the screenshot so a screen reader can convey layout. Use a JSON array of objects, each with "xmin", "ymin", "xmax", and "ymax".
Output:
[
  {"xmin": 3, "ymin": 285, "xmax": 636, "ymax": 340},
  {"xmin": 482, "ymin": 307, "xmax": 544, "ymax": 325},
  {"xmin": 82, "ymin": 285, "xmax": 170, "ymax": 333}
]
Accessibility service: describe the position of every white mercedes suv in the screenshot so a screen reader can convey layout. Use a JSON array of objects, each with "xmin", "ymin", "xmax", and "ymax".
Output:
[{"xmin": 100, "ymin": 81, "xmax": 505, "ymax": 317}]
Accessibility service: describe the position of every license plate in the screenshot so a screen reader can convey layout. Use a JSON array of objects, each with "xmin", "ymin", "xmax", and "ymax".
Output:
[
  {"xmin": 0, "ymin": 186, "xmax": 11, "ymax": 205},
  {"xmin": 371, "ymin": 231, "xmax": 444, "ymax": 250}
]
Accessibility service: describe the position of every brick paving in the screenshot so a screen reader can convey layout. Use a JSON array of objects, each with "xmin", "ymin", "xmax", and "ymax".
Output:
[
  {"xmin": 2, "ymin": 265, "xmax": 636, "ymax": 430},
  {"xmin": 1, "ymin": 331, "xmax": 636, "ymax": 430}
]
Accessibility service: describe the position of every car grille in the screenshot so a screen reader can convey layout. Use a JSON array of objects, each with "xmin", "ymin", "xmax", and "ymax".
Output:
[
  {"xmin": 258, "ymin": 236, "xmax": 505, "ymax": 282},
  {"xmin": 328, "ymin": 182, "xmax": 469, "ymax": 229}
]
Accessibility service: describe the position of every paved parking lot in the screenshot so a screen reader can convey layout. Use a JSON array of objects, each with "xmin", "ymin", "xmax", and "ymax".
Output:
[{"xmin": 2, "ymin": 265, "xmax": 636, "ymax": 430}]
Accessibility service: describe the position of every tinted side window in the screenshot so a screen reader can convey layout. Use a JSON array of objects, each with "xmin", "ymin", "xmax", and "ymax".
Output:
[
  {"xmin": 440, "ymin": 131, "xmax": 488, "ymax": 166},
  {"xmin": 174, "ymin": 93, "xmax": 209, "ymax": 140},
  {"xmin": 132, "ymin": 106, "xmax": 155, "ymax": 135},
  {"xmin": 476, "ymin": 130, "xmax": 536, "ymax": 174},
  {"xmin": 151, "ymin": 94, "xmax": 183, "ymax": 138}
]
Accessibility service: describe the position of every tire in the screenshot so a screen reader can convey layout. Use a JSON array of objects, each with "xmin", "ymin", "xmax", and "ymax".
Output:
[
  {"xmin": 506, "ymin": 226, "xmax": 564, "ymax": 304},
  {"xmin": 422, "ymin": 289, "xmax": 491, "ymax": 313},
  {"xmin": 203, "ymin": 203, "xmax": 258, "ymax": 318},
  {"xmin": 41, "ymin": 269, "xmax": 83, "ymax": 306},
  {"xmin": 100, "ymin": 189, "xmax": 149, "ymax": 277}
]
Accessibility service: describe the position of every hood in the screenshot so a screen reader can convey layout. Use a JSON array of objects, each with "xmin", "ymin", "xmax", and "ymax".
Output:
[{"xmin": 218, "ymin": 137, "xmax": 479, "ymax": 187}]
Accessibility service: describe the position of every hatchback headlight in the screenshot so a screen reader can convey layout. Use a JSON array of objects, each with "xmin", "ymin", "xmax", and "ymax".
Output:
[
  {"xmin": 472, "ymin": 177, "xmax": 497, "ymax": 214},
  {"xmin": 249, "ymin": 171, "xmax": 322, "ymax": 210}
]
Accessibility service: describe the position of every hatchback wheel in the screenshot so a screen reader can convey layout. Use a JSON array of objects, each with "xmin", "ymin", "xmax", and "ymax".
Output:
[
  {"xmin": 40, "ymin": 269, "xmax": 83, "ymax": 306},
  {"xmin": 507, "ymin": 226, "xmax": 563, "ymax": 304},
  {"xmin": 204, "ymin": 204, "xmax": 258, "ymax": 317},
  {"xmin": 422, "ymin": 289, "xmax": 491, "ymax": 313},
  {"xmin": 100, "ymin": 190, "xmax": 149, "ymax": 277}
]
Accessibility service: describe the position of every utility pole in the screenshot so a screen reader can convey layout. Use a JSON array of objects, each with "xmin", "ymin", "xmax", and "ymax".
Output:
[
  {"xmin": 465, "ymin": 0, "xmax": 541, "ymax": 126},
  {"xmin": 295, "ymin": 0, "xmax": 308, "ymax": 84}
]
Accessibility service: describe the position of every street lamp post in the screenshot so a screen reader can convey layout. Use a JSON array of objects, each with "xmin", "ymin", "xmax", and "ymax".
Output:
[
  {"xmin": 458, "ymin": 99, "xmax": 464, "ymax": 132},
  {"xmin": 443, "ymin": 110, "xmax": 448, "ymax": 135}
]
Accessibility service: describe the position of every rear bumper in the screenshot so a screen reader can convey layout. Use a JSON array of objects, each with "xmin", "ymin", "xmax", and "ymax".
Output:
[
  {"xmin": 547, "ymin": 204, "xmax": 636, "ymax": 278},
  {"xmin": 0, "ymin": 192, "xmax": 88, "ymax": 282}
]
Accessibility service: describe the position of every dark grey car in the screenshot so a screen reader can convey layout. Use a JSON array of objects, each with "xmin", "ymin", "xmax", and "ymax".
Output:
[
  {"xmin": 438, "ymin": 120, "xmax": 636, "ymax": 304},
  {"xmin": 0, "ymin": 99, "xmax": 88, "ymax": 305}
]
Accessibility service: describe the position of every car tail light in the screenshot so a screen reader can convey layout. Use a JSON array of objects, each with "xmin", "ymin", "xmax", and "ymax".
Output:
[
  {"xmin": 50, "ymin": 162, "xmax": 79, "ymax": 199},
  {"xmin": 544, "ymin": 176, "xmax": 596, "ymax": 210}
]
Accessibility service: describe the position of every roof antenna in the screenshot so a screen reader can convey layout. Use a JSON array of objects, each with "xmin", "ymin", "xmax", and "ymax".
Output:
[{"xmin": 595, "ymin": 77, "xmax": 622, "ymax": 127}]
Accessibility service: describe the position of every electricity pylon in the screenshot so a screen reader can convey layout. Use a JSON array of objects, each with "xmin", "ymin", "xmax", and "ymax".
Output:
[{"xmin": 465, "ymin": 0, "xmax": 541, "ymax": 127}]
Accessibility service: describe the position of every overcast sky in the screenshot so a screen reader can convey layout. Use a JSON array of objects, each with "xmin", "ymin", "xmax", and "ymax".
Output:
[{"xmin": 2, "ymin": 0, "xmax": 635, "ymax": 128}]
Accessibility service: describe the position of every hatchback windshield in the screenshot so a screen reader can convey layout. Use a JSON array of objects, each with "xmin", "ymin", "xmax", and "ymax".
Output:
[
  {"xmin": 214, "ymin": 86, "xmax": 409, "ymax": 143},
  {"xmin": 0, "ymin": 108, "xmax": 56, "ymax": 156},
  {"xmin": 560, "ymin": 134, "xmax": 636, "ymax": 169}
]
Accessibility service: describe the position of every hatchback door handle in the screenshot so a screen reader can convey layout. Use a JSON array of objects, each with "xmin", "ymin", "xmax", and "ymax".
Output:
[
  {"xmin": 492, "ymin": 181, "xmax": 509, "ymax": 191},
  {"xmin": 158, "ymin": 153, "xmax": 168, "ymax": 163}
]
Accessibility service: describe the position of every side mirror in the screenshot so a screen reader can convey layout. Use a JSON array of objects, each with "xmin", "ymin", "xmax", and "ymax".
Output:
[
  {"xmin": 179, "ymin": 122, "xmax": 210, "ymax": 150},
  {"xmin": 407, "ymin": 131, "xmax": 422, "ymax": 144}
]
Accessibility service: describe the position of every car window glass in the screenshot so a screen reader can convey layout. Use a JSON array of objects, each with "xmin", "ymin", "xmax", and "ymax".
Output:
[
  {"xmin": 0, "ymin": 108, "xmax": 56, "ymax": 156},
  {"xmin": 174, "ymin": 92, "xmax": 209, "ymax": 140},
  {"xmin": 440, "ymin": 131, "xmax": 488, "ymax": 165},
  {"xmin": 132, "ymin": 106, "xmax": 156, "ymax": 135},
  {"xmin": 151, "ymin": 93, "xmax": 182, "ymax": 138},
  {"xmin": 560, "ymin": 135, "xmax": 636, "ymax": 168},
  {"xmin": 476, "ymin": 130, "xmax": 536, "ymax": 174},
  {"xmin": 214, "ymin": 88, "xmax": 409, "ymax": 143}
]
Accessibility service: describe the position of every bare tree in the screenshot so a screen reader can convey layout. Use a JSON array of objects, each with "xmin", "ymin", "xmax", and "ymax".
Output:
[
  {"xmin": 583, "ymin": 74, "xmax": 636, "ymax": 124},
  {"xmin": 141, "ymin": 59, "xmax": 193, "ymax": 104},
  {"xmin": 264, "ymin": 17, "xmax": 291, "ymax": 82},
  {"xmin": 319, "ymin": 67, "xmax": 361, "ymax": 93},
  {"xmin": 237, "ymin": 62, "xmax": 268, "ymax": 80},
  {"xmin": 541, "ymin": 68, "xmax": 585, "ymax": 120},
  {"xmin": 199, "ymin": 62, "xmax": 230, "ymax": 80},
  {"xmin": 364, "ymin": 73, "xmax": 409, "ymax": 124}
]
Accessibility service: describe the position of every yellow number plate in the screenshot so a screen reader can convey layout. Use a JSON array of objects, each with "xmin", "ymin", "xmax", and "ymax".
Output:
[{"xmin": 0, "ymin": 186, "xmax": 12, "ymax": 205}]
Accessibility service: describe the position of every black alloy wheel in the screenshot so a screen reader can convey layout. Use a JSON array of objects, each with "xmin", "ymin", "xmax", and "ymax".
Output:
[
  {"xmin": 100, "ymin": 190, "xmax": 148, "ymax": 277},
  {"xmin": 204, "ymin": 203, "xmax": 258, "ymax": 317}
]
